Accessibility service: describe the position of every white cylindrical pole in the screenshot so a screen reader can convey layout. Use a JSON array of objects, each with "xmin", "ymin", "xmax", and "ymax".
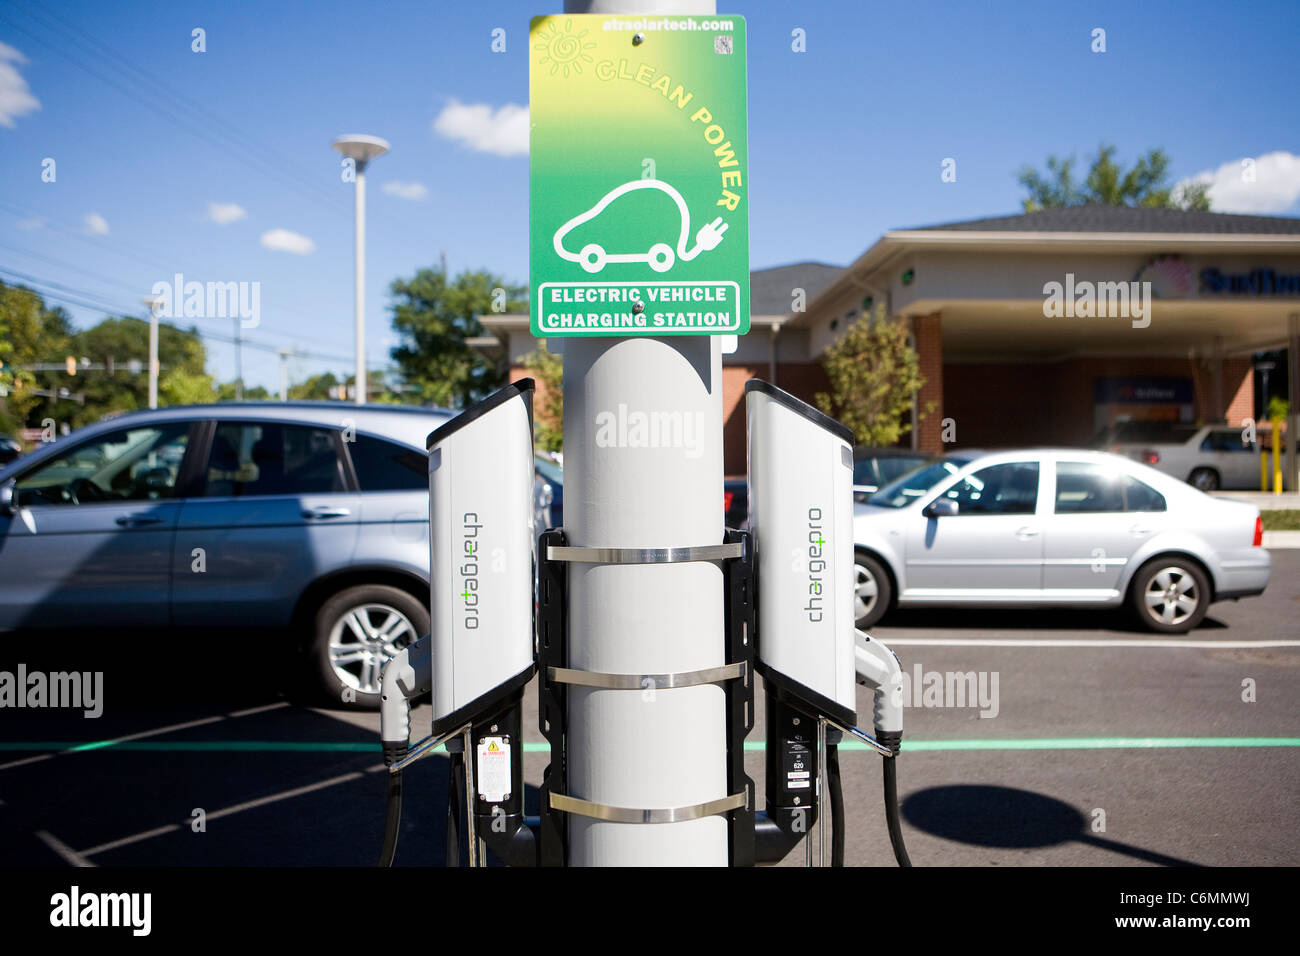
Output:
[
  {"xmin": 560, "ymin": 0, "xmax": 728, "ymax": 867},
  {"xmin": 354, "ymin": 163, "xmax": 367, "ymax": 405}
]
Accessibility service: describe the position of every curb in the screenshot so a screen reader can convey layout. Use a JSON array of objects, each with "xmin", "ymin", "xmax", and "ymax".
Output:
[{"xmin": 1263, "ymin": 531, "xmax": 1300, "ymax": 549}]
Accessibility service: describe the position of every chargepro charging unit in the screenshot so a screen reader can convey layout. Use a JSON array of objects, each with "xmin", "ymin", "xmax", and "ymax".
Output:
[{"xmin": 746, "ymin": 380, "xmax": 858, "ymax": 856}]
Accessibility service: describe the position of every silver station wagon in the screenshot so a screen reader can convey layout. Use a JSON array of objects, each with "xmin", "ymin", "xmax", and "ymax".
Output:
[
  {"xmin": 0, "ymin": 402, "xmax": 452, "ymax": 707},
  {"xmin": 851, "ymin": 449, "xmax": 1271, "ymax": 632}
]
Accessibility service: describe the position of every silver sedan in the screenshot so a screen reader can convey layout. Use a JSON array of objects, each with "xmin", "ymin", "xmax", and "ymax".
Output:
[{"xmin": 851, "ymin": 449, "xmax": 1270, "ymax": 633}]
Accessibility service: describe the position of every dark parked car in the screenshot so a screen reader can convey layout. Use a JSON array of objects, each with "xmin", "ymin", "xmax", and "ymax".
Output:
[
  {"xmin": 852, "ymin": 447, "xmax": 934, "ymax": 502},
  {"xmin": 0, "ymin": 435, "xmax": 22, "ymax": 466}
]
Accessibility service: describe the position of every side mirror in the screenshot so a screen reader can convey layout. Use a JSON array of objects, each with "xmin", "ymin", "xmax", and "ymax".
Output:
[
  {"xmin": 0, "ymin": 480, "xmax": 14, "ymax": 517},
  {"xmin": 924, "ymin": 497, "xmax": 958, "ymax": 519}
]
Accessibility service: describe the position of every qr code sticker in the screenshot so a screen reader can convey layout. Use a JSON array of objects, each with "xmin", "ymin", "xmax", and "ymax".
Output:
[{"xmin": 714, "ymin": 35, "xmax": 733, "ymax": 54}]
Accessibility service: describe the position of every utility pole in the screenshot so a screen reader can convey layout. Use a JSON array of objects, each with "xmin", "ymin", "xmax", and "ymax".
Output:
[
  {"xmin": 278, "ymin": 349, "xmax": 291, "ymax": 401},
  {"xmin": 142, "ymin": 295, "xmax": 161, "ymax": 409},
  {"xmin": 558, "ymin": 0, "xmax": 729, "ymax": 866},
  {"xmin": 234, "ymin": 315, "xmax": 244, "ymax": 401}
]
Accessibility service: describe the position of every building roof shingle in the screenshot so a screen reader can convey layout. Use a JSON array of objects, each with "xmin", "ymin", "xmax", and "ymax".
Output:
[
  {"xmin": 750, "ymin": 261, "xmax": 843, "ymax": 314},
  {"xmin": 912, "ymin": 204, "xmax": 1300, "ymax": 235}
]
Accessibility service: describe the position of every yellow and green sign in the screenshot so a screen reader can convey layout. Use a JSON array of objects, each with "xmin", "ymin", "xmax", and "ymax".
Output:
[{"xmin": 529, "ymin": 13, "xmax": 749, "ymax": 337}]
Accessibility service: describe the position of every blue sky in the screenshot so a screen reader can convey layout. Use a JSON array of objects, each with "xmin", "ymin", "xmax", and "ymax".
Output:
[{"xmin": 2, "ymin": 0, "xmax": 1298, "ymax": 393}]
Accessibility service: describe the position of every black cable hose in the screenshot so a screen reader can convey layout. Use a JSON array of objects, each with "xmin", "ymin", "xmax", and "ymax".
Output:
[
  {"xmin": 882, "ymin": 756, "xmax": 913, "ymax": 867},
  {"xmin": 446, "ymin": 751, "xmax": 464, "ymax": 868},
  {"xmin": 827, "ymin": 743, "xmax": 845, "ymax": 867},
  {"xmin": 377, "ymin": 769, "xmax": 402, "ymax": 867}
]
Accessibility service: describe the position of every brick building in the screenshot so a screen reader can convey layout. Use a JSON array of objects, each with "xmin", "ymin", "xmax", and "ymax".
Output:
[{"xmin": 475, "ymin": 206, "xmax": 1300, "ymax": 475}]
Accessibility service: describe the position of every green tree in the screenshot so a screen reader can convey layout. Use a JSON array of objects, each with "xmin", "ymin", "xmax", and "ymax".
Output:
[
  {"xmin": 215, "ymin": 381, "xmax": 272, "ymax": 401},
  {"xmin": 814, "ymin": 304, "xmax": 930, "ymax": 447},
  {"xmin": 289, "ymin": 371, "xmax": 343, "ymax": 401},
  {"xmin": 0, "ymin": 281, "xmax": 74, "ymax": 433},
  {"xmin": 62, "ymin": 317, "xmax": 214, "ymax": 429},
  {"xmin": 1018, "ymin": 144, "xmax": 1211, "ymax": 212},
  {"xmin": 389, "ymin": 268, "xmax": 526, "ymax": 408},
  {"xmin": 521, "ymin": 340, "xmax": 563, "ymax": 451}
]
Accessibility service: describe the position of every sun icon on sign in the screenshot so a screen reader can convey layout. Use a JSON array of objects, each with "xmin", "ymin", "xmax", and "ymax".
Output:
[{"xmin": 534, "ymin": 19, "xmax": 596, "ymax": 78}]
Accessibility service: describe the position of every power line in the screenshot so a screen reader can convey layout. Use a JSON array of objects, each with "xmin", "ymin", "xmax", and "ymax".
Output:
[
  {"xmin": 0, "ymin": 268, "xmax": 354, "ymax": 366},
  {"xmin": 0, "ymin": 7, "xmax": 350, "ymax": 217}
]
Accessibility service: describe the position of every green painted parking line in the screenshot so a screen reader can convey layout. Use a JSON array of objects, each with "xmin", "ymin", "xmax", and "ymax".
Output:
[{"xmin": 2, "ymin": 737, "xmax": 1298, "ymax": 755}]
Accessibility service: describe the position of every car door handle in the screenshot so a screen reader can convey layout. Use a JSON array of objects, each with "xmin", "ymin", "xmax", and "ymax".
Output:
[
  {"xmin": 1015, "ymin": 526, "xmax": 1039, "ymax": 538},
  {"xmin": 115, "ymin": 515, "xmax": 164, "ymax": 527},
  {"xmin": 1129, "ymin": 524, "xmax": 1154, "ymax": 536},
  {"xmin": 302, "ymin": 506, "xmax": 351, "ymax": 519}
]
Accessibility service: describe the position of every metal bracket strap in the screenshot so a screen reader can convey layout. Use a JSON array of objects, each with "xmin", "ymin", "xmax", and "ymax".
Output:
[
  {"xmin": 547, "ymin": 661, "xmax": 745, "ymax": 690},
  {"xmin": 545, "ymin": 542, "xmax": 743, "ymax": 565},
  {"xmin": 549, "ymin": 791, "xmax": 748, "ymax": 824}
]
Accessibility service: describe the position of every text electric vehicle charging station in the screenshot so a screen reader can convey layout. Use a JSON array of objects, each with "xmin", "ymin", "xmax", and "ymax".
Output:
[{"xmin": 377, "ymin": 2, "xmax": 913, "ymax": 867}]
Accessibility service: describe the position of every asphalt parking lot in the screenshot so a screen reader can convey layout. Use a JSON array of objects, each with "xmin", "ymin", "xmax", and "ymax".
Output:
[{"xmin": 1, "ymin": 550, "xmax": 1296, "ymax": 868}]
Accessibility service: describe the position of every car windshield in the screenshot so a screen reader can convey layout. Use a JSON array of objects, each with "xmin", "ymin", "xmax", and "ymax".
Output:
[{"xmin": 869, "ymin": 455, "xmax": 971, "ymax": 508}]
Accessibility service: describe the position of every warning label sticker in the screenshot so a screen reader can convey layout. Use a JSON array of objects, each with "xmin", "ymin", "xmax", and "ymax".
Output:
[{"xmin": 476, "ymin": 736, "xmax": 512, "ymax": 804}]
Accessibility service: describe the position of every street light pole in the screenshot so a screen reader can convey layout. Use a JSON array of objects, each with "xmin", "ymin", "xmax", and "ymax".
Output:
[{"xmin": 333, "ymin": 134, "xmax": 390, "ymax": 405}]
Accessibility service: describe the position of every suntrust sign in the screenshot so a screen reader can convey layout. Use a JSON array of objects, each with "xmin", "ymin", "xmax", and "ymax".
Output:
[{"xmin": 1200, "ymin": 267, "xmax": 1300, "ymax": 296}]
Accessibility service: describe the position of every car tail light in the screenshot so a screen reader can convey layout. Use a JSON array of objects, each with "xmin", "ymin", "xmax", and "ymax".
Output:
[
  {"xmin": 1140, "ymin": 448, "xmax": 1160, "ymax": 465},
  {"xmin": 723, "ymin": 491, "xmax": 734, "ymax": 513},
  {"xmin": 1253, "ymin": 515, "xmax": 1263, "ymax": 547}
]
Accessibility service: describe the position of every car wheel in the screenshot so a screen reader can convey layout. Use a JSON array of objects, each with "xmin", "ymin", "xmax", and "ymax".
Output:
[
  {"xmin": 853, "ymin": 550, "xmax": 892, "ymax": 629},
  {"xmin": 1188, "ymin": 467, "xmax": 1220, "ymax": 491},
  {"xmin": 1130, "ymin": 558, "xmax": 1210, "ymax": 634},
  {"xmin": 310, "ymin": 584, "xmax": 428, "ymax": 709}
]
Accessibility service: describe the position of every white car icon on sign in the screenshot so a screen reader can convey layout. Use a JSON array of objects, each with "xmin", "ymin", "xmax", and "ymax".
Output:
[{"xmin": 553, "ymin": 179, "xmax": 728, "ymax": 274}]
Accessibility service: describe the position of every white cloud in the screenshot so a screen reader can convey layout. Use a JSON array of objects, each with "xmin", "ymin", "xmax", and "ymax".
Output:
[
  {"xmin": 260, "ymin": 228, "xmax": 316, "ymax": 255},
  {"xmin": 17, "ymin": 216, "xmax": 43, "ymax": 230},
  {"xmin": 382, "ymin": 181, "xmax": 429, "ymax": 201},
  {"xmin": 84, "ymin": 212, "xmax": 109, "ymax": 235},
  {"xmin": 433, "ymin": 99, "xmax": 528, "ymax": 157},
  {"xmin": 1177, "ymin": 151, "xmax": 1300, "ymax": 215},
  {"xmin": 207, "ymin": 202, "xmax": 247, "ymax": 224},
  {"xmin": 0, "ymin": 41, "xmax": 40, "ymax": 128}
]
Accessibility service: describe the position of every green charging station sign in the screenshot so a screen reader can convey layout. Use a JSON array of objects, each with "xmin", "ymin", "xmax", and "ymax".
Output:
[{"xmin": 529, "ymin": 14, "xmax": 749, "ymax": 337}]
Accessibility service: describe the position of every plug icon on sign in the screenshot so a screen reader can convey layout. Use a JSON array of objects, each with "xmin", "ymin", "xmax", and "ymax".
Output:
[{"xmin": 553, "ymin": 179, "xmax": 728, "ymax": 274}]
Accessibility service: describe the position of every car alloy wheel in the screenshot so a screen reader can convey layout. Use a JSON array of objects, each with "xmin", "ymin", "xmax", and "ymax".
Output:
[
  {"xmin": 1142, "ymin": 566, "xmax": 1200, "ymax": 627},
  {"xmin": 1189, "ymin": 468, "xmax": 1219, "ymax": 491},
  {"xmin": 327, "ymin": 602, "xmax": 416, "ymax": 695},
  {"xmin": 854, "ymin": 562, "xmax": 879, "ymax": 620}
]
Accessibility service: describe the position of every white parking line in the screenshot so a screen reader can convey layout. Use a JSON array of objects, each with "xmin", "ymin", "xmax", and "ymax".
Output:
[
  {"xmin": 36, "ymin": 830, "xmax": 96, "ymax": 867},
  {"xmin": 877, "ymin": 638, "xmax": 1300, "ymax": 648},
  {"xmin": 0, "ymin": 714, "xmax": 228, "ymax": 773},
  {"xmin": 227, "ymin": 702, "xmax": 291, "ymax": 718}
]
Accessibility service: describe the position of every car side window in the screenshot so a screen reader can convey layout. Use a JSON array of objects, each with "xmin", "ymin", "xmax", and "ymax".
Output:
[
  {"xmin": 14, "ymin": 423, "xmax": 190, "ymax": 507},
  {"xmin": 1122, "ymin": 475, "xmax": 1166, "ymax": 512},
  {"xmin": 205, "ymin": 422, "xmax": 344, "ymax": 497},
  {"xmin": 346, "ymin": 434, "xmax": 426, "ymax": 491},
  {"xmin": 1200, "ymin": 429, "xmax": 1253, "ymax": 452},
  {"xmin": 1055, "ymin": 462, "xmax": 1166, "ymax": 513},
  {"xmin": 942, "ymin": 462, "xmax": 1039, "ymax": 515}
]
